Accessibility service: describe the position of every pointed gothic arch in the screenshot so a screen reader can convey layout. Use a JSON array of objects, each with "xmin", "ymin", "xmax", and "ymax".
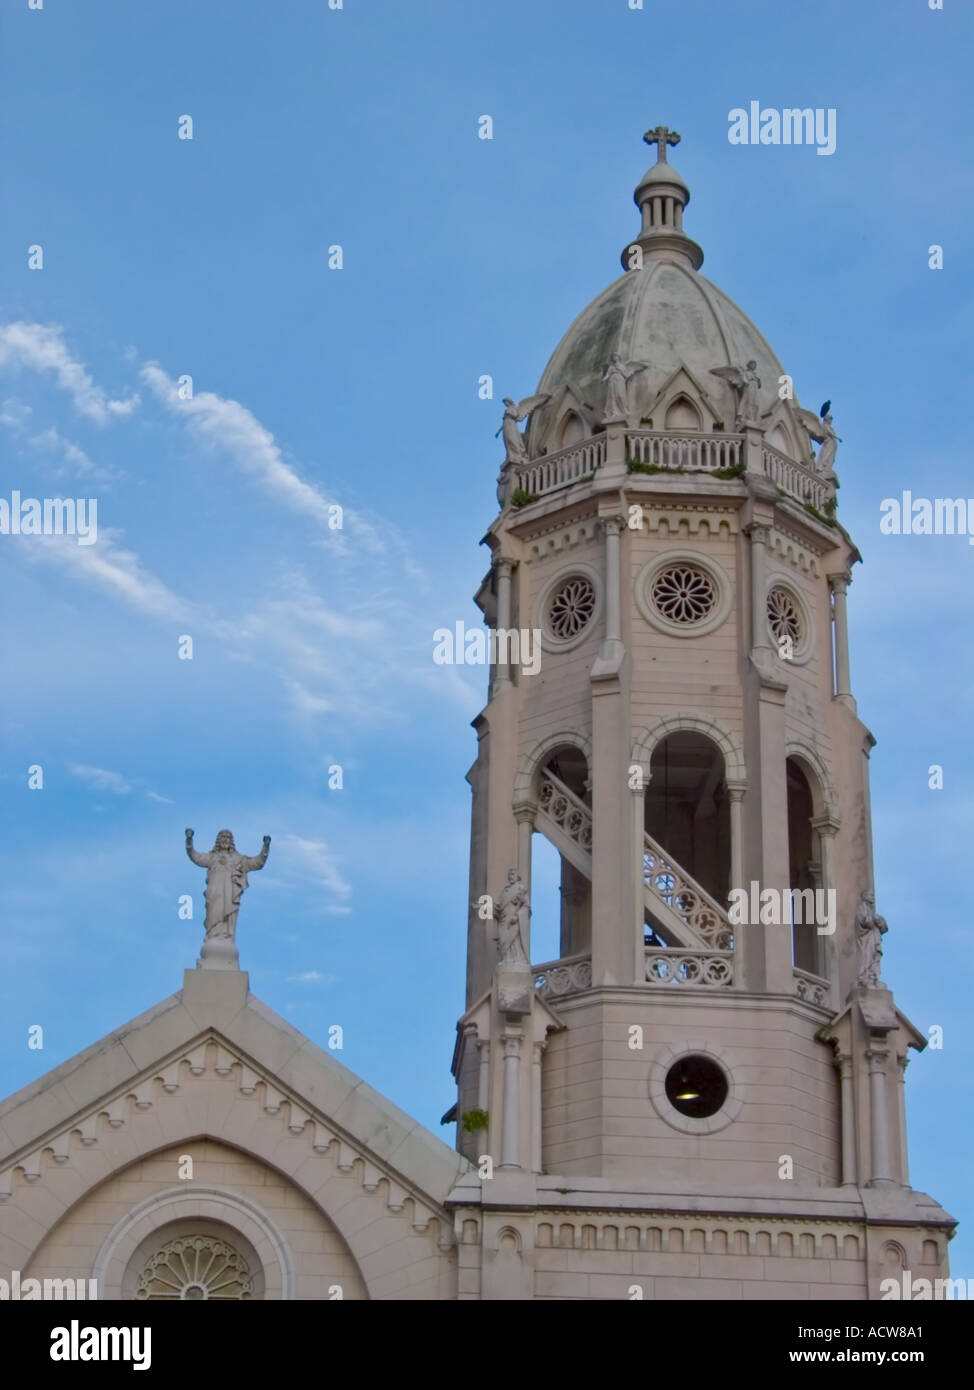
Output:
[
  {"xmin": 558, "ymin": 411, "xmax": 586, "ymax": 448},
  {"xmin": 664, "ymin": 394, "xmax": 703, "ymax": 431}
]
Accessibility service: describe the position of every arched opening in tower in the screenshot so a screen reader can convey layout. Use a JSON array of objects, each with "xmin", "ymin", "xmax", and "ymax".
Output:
[
  {"xmin": 644, "ymin": 732, "xmax": 729, "ymax": 906},
  {"xmin": 531, "ymin": 746, "xmax": 592, "ymax": 964},
  {"xmin": 786, "ymin": 757, "xmax": 820, "ymax": 974}
]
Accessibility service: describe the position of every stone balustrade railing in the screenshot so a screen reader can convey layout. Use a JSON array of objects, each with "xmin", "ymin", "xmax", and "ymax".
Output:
[
  {"xmin": 537, "ymin": 770, "xmax": 593, "ymax": 853},
  {"xmin": 533, "ymin": 954, "xmax": 593, "ymax": 1000},
  {"xmin": 509, "ymin": 428, "xmax": 834, "ymax": 516},
  {"xmin": 642, "ymin": 832, "xmax": 734, "ymax": 951},
  {"xmin": 793, "ymin": 967, "xmax": 831, "ymax": 1009},
  {"xmin": 645, "ymin": 950, "xmax": 734, "ymax": 988},
  {"xmin": 516, "ymin": 436, "xmax": 605, "ymax": 500},
  {"xmin": 534, "ymin": 951, "xmax": 735, "ymax": 994},
  {"xmin": 627, "ymin": 430, "xmax": 742, "ymax": 473},
  {"xmin": 761, "ymin": 443, "xmax": 828, "ymax": 511}
]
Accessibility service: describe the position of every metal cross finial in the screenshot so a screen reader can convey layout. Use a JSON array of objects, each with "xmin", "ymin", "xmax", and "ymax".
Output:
[{"xmin": 643, "ymin": 125, "xmax": 681, "ymax": 163}]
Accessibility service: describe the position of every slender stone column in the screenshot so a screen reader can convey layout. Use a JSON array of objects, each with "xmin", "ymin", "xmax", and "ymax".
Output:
[
  {"xmin": 500, "ymin": 1033, "xmax": 522, "ymax": 1169},
  {"xmin": 837, "ymin": 1054, "xmax": 857, "ymax": 1186},
  {"xmin": 728, "ymin": 785, "xmax": 746, "ymax": 893},
  {"xmin": 811, "ymin": 814, "xmax": 839, "ymax": 984},
  {"xmin": 812, "ymin": 816, "xmax": 838, "ymax": 892},
  {"xmin": 897, "ymin": 1055, "xmax": 910, "ymax": 1187},
  {"xmin": 514, "ymin": 807, "xmax": 535, "ymax": 915},
  {"xmin": 747, "ymin": 522, "xmax": 771, "ymax": 658},
  {"xmin": 632, "ymin": 769, "xmax": 649, "ymax": 985},
  {"xmin": 532, "ymin": 1041, "xmax": 544, "ymax": 1173},
  {"xmin": 603, "ymin": 517, "xmax": 623, "ymax": 645},
  {"xmin": 493, "ymin": 558, "xmax": 514, "ymax": 691},
  {"xmin": 477, "ymin": 1037, "xmax": 490, "ymax": 1112},
  {"xmin": 590, "ymin": 511, "xmax": 632, "ymax": 986},
  {"xmin": 866, "ymin": 1044, "xmax": 896, "ymax": 1188},
  {"xmin": 828, "ymin": 571, "xmax": 854, "ymax": 705},
  {"xmin": 728, "ymin": 784, "xmax": 746, "ymax": 986}
]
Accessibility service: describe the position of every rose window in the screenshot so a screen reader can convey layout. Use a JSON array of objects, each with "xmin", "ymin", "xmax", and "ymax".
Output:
[
  {"xmin": 548, "ymin": 576, "xmax": 596, "ymax": 639},
  {"xmin": 136, "ymin": 1236, "xmax": 253, "ymax": 1300},
  {"xmin": 767, "ymin": 586, "xmax": 802, "ymax": 645},
  {"xmin": 651, "ymin": 565, "xmax": 717, "ymax": 624}
]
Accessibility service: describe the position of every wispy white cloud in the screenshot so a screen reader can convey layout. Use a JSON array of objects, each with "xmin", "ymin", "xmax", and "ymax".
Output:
[
  {"xmin": 3, "ymin": 340, "xmax": 473, "ymax": 727},
  {"xmin": 0, "ymin": 397, "xmax": 32, "ymax": 429},
  {"xmin": 68, "ymin": 763, "xmax": 133, "ymax": 794},
  {"xmin": 287, "ymin": 970, "xmax": 337, "ymax": 985},
  {"xmin": 0, "ymin": 323, "xmax": 138, "ymax": 422},
  {"xmin": 67, "ymin": 762, "xmax": 173, "ymax": 804},
  {"xmin": 139, "ymin": 361, "xmax": 421, "ymax": 573},
  {"xmin": 30, "ymin": 528, "xmax": 187, "ymax": 620},
  {"xmin": 274, "ymin": 832, "xmax": 352, "ymax": 914},
  {"xmin": 141, "ymin": 361, "xmax": 346, "ymax": 526},
  {"xmin": 27, "ymin": 426, "xmax": 123, "ymax": 484},
  {"xmin": 285, "ymin": 680, "xmax": 332, "ymax": 718}
]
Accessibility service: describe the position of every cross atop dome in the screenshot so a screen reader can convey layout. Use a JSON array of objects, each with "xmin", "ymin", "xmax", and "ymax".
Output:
[{"xmin": 643, "ymin": 124, "xmax": 681, "ymax": 164}]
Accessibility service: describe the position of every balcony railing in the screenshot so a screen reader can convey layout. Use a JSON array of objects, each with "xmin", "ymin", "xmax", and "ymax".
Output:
[
  {"xmin": 515, "ymin": 436, "xmax": 605, "ymax": 500},
  {"xmin": 645, "ymin": 950, "xmax": 734, "ymax": 988},
  {"xmin": 510, "ymin": 428, "xmax": 834, "ymax": 515},
  {"xmin": 537, "ymin": 770, "xmax": 592, "ymax": 855},
  {"xmin": 761, "ymin": 443, "xmax": 829, "ymax": 512},
  {"xmin": 533, "ymin": 953, "xmax": 592, "ymax": 1000},
  {"xmin": 627, "ymin": 430, "xmax": 742, "ymax": 472},
  {"xmin": 793, "ymin": 966, "xmax": 831, "ymax": 1009}
]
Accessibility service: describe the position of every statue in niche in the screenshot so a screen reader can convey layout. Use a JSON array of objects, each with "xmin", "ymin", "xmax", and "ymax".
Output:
[
  {"xmin": 855, "ymin": 893, "xmax": 888, "ymax": 988},
  {"xmin": 495, "ymin": 868, "xmax": 530, "ymax": 966},
  {"xmin": 186, "ymin": 828, "xmax": 271, "ymax": 943},
  {"xmin": 710, "ymin": 360, "xmax": 761, "ymax": 427},
  {"xmin": 496, "ymin": 394, "xmax": 550, "ymax": 467},
  {"xmin": 601, "ymin": 353, "xmax": 646, "ymax": 424},
  {"xmin": 799, "ymin": 400, "xmax": 841, "ymax": 479}
]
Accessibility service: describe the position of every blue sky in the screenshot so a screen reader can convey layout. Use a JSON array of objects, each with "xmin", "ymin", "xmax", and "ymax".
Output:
[{"xmin": 1, "ymin": 0, "xmax": 971, "ymax": 1273}]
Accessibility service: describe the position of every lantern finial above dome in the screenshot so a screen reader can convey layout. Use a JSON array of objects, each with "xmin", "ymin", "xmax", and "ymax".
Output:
[{"xmin": 623, "ymin": 124, "xmax": 704, "ymax": 272}]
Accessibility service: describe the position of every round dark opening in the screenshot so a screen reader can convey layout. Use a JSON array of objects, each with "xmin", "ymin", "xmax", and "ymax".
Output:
[{"xmin": 665, "ymin": 1055, "xmax": 728, "ymax": 1119}]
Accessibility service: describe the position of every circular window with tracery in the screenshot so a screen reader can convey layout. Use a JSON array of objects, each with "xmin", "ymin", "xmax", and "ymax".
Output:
[
  {"xmin": 651, "ymin": 564, "xmax": 717, "ymax": 625},
  {"xmin": 767, "ymin": 584, "xmax": 802, "ymax": 645},
  {"xmin": 548, "ymin": 575, "xmax": 596, "ymax": 640},
  {"xmin": 136, "ymin": 1235, "xmax": 253, "ymax": 1300}
]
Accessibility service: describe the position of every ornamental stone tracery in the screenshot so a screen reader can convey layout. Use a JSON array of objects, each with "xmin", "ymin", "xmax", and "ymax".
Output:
[
  {"xmin": 136, "ymin": 1234, "xmax": 254, "ymax": 1300},
  {"xmin": 651, "ymin": 563, "xmax": 717, "ymax": 624},
  {"xmin": 634, "ymin": 551, "xmax": 733, "ymax": 638},
  {"xmin": 767, "ymin": 584, "xmax": 802, "ymax": 646},
  {"xmin": 547, "ymin": 575, "xmax": 597, "ymax": 639}
]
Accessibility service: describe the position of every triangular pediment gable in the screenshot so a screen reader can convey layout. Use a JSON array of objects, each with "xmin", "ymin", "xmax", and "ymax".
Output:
[
  {"xmin": 637, "ymin": 365, "xmax": 725, "ymax": 431},
  {"xmin": 0, "ymin": 969, "xmax": 466, "ymax": 1221},
  {"xmin": 532, "ymin": 382, "xmax": 596, "ymax": 455}
]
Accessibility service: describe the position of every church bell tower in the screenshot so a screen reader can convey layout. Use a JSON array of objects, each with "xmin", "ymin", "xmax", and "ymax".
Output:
[{"xmin": 448, "ymin": 128, "xmax": 954, "ymax": 1301}]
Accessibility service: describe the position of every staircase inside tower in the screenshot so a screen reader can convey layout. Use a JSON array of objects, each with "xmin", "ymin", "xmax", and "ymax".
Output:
[{"xmin": 532, "ymin": 734, "xmax": 735, "ymax": 994}]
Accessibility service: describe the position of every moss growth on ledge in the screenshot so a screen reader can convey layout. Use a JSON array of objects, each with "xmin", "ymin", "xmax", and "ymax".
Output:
[
  {"xmin": 627, "ymin": 460, "xmax": 687, "ymax": 475},
  {"xmin": 804, "ymin": 500, "xmax": 838, "ymax": 527},
  {"xmin": 510, "ymin": 488, "xmax": 539, "ymax": 508}
]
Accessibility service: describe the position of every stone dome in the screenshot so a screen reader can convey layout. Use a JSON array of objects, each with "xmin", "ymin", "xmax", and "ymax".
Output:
[
  {"xmin": 531, "ymin": 261, "xmax": 786, "ymax": 438},
  {"xmin": 527, "ymin": 130, "xmax": 789, "ymax": 451}
]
